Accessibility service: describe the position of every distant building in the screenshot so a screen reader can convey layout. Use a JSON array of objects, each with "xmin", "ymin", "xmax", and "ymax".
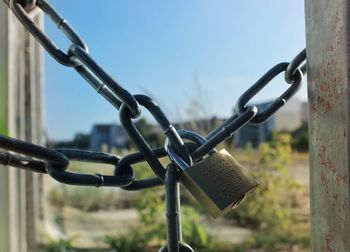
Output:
[
  {"xmin": 234, "ymin": 101, "xmax": 276, "ymax": 148},
  {"xmin": 90, "ymin": 124, "xmax": 129, "ymax": 152},
  {"xmin": 233, "ymin": 97, "xmax": 307, "ymax": 148},
  {"xmin": 275, "ymin": 97, "xmax": 304, "ymax": 131}
]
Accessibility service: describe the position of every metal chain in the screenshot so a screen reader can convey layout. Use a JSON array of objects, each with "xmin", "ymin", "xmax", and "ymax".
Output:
[
  {"xmin": 0, "ymin": 0, "xmax": 306, "ymax": 187},
  {"xmin": 0, "ymin": 0, "xmax": 306, "ymax": 190},
  {"xmin": 0, "ymin": 1, "xmax": 307, "ymax": 251}
]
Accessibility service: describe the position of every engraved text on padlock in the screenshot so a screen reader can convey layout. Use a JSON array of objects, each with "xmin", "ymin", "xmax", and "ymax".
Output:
[{"xmin": 180, "ymin": 149, "xmax": 259, "ymax": 218}]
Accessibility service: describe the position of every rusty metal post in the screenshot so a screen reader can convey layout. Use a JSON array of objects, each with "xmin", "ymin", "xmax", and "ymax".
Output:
[{"xmin": 305, "ymin": 0, "xmax": 350, "ymax": 251}]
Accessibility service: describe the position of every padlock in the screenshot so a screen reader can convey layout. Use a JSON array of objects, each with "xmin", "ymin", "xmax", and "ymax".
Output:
[{"xmin": 166, "ymin": 130, "xmax": 259, "ymax": 218}]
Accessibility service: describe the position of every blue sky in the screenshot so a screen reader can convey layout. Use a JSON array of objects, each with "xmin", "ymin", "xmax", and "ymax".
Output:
[{"xmin": 45, "ymin": 0, "xmax": 306, "ymax": 140}]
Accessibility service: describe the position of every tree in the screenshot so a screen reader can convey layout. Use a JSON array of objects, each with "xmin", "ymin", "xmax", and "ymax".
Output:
[{"xmin": 48, "ymin": 133, "xmax": 90, "ymax": 149}]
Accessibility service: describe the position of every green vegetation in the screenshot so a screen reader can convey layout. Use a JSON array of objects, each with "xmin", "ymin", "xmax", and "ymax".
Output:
[
  {"xmin": 48, "ymin": 133, "xmax": 90, "ymax": 149},
  {"xmin": 47, "ymin": 186, "xmax": 132, "ymax": 212},
  {"xmin": 233, "ymin": 223, "xmax": 310, "ymax": 252},
  {"xmin": 41, "ymin": 238, "xmax": 74, "ymax": 252},
  {"xmin": 104, "ymin": 188, "xmax": 219, "ymax": 251},
  {"xmin": 228, "ymin": 133, "xmax": 310, "ymax": 251},
  {"xmin": 45, "ymin": 133, "xmax": 310, "ymax": 251}
]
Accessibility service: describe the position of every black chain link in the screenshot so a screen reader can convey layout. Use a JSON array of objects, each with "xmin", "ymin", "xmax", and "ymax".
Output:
[
  {"xmin": 68, "ymin": 45, "xmax": 141, "ymax": 118},
  {"xmin": 0, "ymin": 0, "xmax": 307, "ymax": 251},
  {"xmin": 0, "ymin": 151, "xmax": 47, "ymax": 173},
  {"xmin": 285, "ymin": 49, "xmax": 307, "ymax": 84},
  {"xmin": 0, "ymin": 134, "xmax": 69, "ymax": 170},
  {"xmin": 236, "ymin": 63, "xmax": 303, "ymax": 124},
  {"xmin": 48, "ymin": 149, "xmax": 133, "ymax": 187},
  {"xmin": 11, "ymin": 0, "xmax": 88, "ymax": 66}
]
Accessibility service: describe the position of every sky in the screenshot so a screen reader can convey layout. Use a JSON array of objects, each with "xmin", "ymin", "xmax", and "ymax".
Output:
[{"xmin": 45, "ymin": 0, "xmax": 307, "ymax": 141}]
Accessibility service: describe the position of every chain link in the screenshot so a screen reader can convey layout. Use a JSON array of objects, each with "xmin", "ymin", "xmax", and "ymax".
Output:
[
  {"xmin": 11, "ymin": 0, "xmax": 88, "ymax": 66},
  {"xmin": 68, "ymin": 45, "xmax": 141, "ymax": 117},
  {"xmin": 285, "ymin": 49, "xmax": 307, "ymax": 84},
  {"xmin": 0, "ymin": 151, "xmax": 47, "ymax": 173},
  {"xmin": 0, "ymin": 134, "xmax": 69, "ymax": 169},
  {"xmin": 48, "ymin": 149, "xmax": 133, "ymax": 187},
  {"xmin": 236, "ymin": 62, "xmax": 303, "ymax": 124}
]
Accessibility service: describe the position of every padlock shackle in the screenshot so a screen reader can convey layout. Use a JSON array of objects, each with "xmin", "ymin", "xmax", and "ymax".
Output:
[
  {"xmin": 171, "ymin": 129, "xmax": 207, "ymax": 147},
  {"xmin": 165, "ymin": 130, "xmax": 215, "ymax": 172},
  {"xmin": 114, "ymin": 142, "xmax": 199, "ymax": 191},
  {"xmin": 166, "ymin": 145, "xmax": 190, "ymax": 172}
]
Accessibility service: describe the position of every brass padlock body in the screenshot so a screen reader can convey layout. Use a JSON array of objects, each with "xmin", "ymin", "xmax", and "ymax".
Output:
[{"xmin": 180, "ymin": 149, "xmax": 259, "ymax": 218}]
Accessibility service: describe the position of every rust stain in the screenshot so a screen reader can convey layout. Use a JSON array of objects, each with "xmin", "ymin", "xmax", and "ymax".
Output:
[
  {"xmin": 323, "ymin": 232, "xmax": 334, "ymax": 252},
  {"xmin": 317, "ymin": 95, "xmax": 332, "ymax": 113},
  {"xmin": 311, "ymin": 102, "xmax": 317, "ymax": 113},
  {"xmin": 321, "ymin": 170, "xmax": 330, "ymax": 194},
  {"xmin": 315, "ymin": 59, "xmax": 344, "ymax": 114},
  {"xmin": 331, "ymin": 197, "xmax": 348, "ymax": 221},
  {"xmin": 318, "ymin": 144, "xmax": 349, "ymax": 220},
  {"xmin": 342, "ymin": 198, "xmax": 349, "ymax": 211},
  {"xmin": 326, "ymin": 25, "xmax": 344, "ymax": 52},
  {"xmin": 336, "ymin": 173, "xmax": 348, "ymax": 186},
  {"xmin": 318, "ymin": 145, "xmax": 336, "ymax": 174},
  {"xmin": 313, "ymin": 20, "xmax": 345, "ymax": 115},
  {"xmin": 332, "ymin": 193, "xmax": 339, "ymax": 207}
]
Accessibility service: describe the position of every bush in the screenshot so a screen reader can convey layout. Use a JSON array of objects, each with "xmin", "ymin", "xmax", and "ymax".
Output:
[
  {"xmin": 104, "ymin": 232, "xmax": 145, "ymax": 252},
  {"xmin": 233, "ymin": 224, "xmax": 310, "ymax": 252},
  {"xmin": 41, "ymin": 238, "xmax": 74, "ymax": 252},
  {"xmin": 181, "ymin": 206, "xmax": 215, "ymax": 250},
  {"xmin": 104, "ymin": 187, "xmax": 219, "ymax": 251},
  {"xmin": 228, "ymin": 134, "xmax": 302, "ymax": 229},
  {"xmin": 227, "ymin": 133, "xmax": 309, "ymax": 250}
]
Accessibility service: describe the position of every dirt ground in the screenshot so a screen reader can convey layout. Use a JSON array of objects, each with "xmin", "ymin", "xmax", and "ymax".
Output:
[{"xmin": 51, "ymin": 207, "xmax": 254, "ymax": 248}]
